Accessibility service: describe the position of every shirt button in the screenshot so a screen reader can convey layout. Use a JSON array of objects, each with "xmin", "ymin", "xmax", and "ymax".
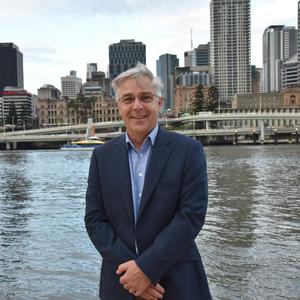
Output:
[
  {"xmin": 139, "ymin": 172, "xmax": 143, "ymax": 176},
  {"xmin": 138, "ymin": 193, "xmax": 142, "ymax": 197}
]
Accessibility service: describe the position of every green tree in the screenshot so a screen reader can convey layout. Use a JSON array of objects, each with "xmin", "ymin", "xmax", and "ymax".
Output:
[
  {"xmin": 6, "ymin": 102, "xmax": 18, "ymax": 126},
  {"xmin": 206, "ymin": 86, "xmax": 219, "ymax": 112},
  {"xmin": 192, "ymin": 84, "xmax": 204, "ymax": 113},
  {"xmin": 67, "ymin": 91, "xmax": 96, "ymax": 124}
]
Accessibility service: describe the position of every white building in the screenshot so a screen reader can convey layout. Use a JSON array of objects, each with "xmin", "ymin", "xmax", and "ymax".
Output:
[
  {"xmin": 281, "ymin": 54, "xmax": 298, "ymax": 89},
  {"xmin": 210, "ymin": 0, "xmax": 251, "ymax": 102},
  {"xmin": 61, "ymin": 71, "xmax": 82, "ymax": 99},
  {"xmin": 263, "ymin": 26, "xmax": 297, "ymax": 92}
]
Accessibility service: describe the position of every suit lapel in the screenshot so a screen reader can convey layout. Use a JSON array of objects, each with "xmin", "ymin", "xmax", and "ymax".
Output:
[
  {"xmin": 137, "ymin": 129, "xmax": 172, "ymax": 221},
  {"xmin": 115, "ymin": 136, "xmax": 135, "ymax": 225}
]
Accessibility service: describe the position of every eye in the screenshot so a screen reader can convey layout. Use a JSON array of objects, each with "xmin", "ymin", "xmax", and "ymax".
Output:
[
  {"xmin": 140, "ymin": 95, "xmax": 153, "ymax": 103},
  {"xmin": 121, "ymin": 97, "xmax": 134, "ymax": 104}
]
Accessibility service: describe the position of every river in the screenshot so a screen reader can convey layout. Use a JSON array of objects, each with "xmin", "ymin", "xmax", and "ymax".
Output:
[{"xmin": 0, "ymin": 145, "xmax": 299, "ymax": 299}]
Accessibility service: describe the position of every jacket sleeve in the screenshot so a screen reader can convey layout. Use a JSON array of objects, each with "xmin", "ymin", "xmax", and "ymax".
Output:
[
  {"xmin": 135, "ymin": 141, "xmax": 208, "ymax": 282},
  {"xmin": 85, "ymin": 149, "xmax": 136, "ymax": 265}
]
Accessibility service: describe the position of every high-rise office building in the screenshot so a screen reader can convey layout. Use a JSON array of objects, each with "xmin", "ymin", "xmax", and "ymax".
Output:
[
  {"xmin": 87, "ymin": 63, "xmax": 98, "ymax": 81},
  {"xmin": 281, "ymin": 27, "xmax": 297, "ymax": 61},
  {"xmin": 192, "ymin": 43, "xmax": 210, "ymax": 67},
  {"xmin": 2, "ymin": 87, "xmax": 32, "ymax": 122},
  {"xmin": 184, "ymin": 51, "xmax": 193, "ymax": 67},
  {"xmin": 61, "ymin": 71, "xmax": 82, "ymax": 99},
  {"xmin": 109, "ymin": 39, "xmax": 146, "ymax": 80},
  {"xmin": 210, "ymin": 0, "xmax": 251, "ymax": 102},
  {"xmin": 251, "ymin": 66, "xmax": 262, "ymax": 93},
  {"xmin": 156, "ymin": 54, "xmax": 179, "ymax": 111},
  {"xmin": 0, "ymin": 43, "xmax": 24, "ymax": 93},
  {"xmin": 263, "ymin": 26, "xmax": 297, "ymax": 92},
  {"xmin": 281, "ymin": 54, "xmax": 298, "ymax": 89}
]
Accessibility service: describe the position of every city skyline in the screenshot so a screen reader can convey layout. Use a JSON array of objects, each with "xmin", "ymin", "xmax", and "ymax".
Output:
[{"xmin": 1, "ymin": 0, "xmax": 298, "ymax": 94}]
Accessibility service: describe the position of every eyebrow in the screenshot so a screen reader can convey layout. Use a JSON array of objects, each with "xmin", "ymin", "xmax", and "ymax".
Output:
[{"xmin": 120, "ymin": 92, "xmax": 154, "ymax": 99}]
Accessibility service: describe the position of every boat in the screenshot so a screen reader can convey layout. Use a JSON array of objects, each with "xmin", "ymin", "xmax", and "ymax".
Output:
[
  {"xmin": 60, "ymin": 118, "xmax": 105, "ymax": 150},
  {"xmin": 60, "ymin": 136, "xmax": 104, "ymax": 151}
]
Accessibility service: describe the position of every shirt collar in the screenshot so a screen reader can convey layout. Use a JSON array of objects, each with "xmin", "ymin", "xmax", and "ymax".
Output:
[{"xmin": 126, "ymin": 123, "xmax": 159, "ymax": 149}]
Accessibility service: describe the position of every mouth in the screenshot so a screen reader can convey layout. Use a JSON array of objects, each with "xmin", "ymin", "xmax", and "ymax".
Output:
[{"xmin": 131, "ymin": 115, "xmax": 147, "ymax": 120}]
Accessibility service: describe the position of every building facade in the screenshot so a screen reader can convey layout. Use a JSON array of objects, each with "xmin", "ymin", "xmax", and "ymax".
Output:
[
  {"xmin": 174, "ymin": 85, "xmax": 197, "ymax": 116},
  {"xmin": 61, "ymin": 71, "xmax": 82, "ymax": 99},
  {"xmin": 2, "ymin": 87, "xmax": 32, "ymax": 127},
  {"xmin": 175, "ymin": 66, "xmax": 210, "ymax": 87},
  {"xmin": 232, "ymin": 88, "xmax": 300, "ymax": 110},
  {"xmin": 0, "ymin": 43, "xmax": 24, "ymax": 93},
  {"xmin": 184, "ymin": 51, "xmax": 193, "ymax": 67},
  {"xmin": 38, "ymin": 84, "xmax": 61, "ymax": 100},
  {"xmin": 156, "ymin": 53, "xmax": 179, "ymax": 111},
  {"xmin": 36, "ymin": 92, "xmax": 120, "ymax": 128},
  {"xmin": 88, "ymin": 71, "xmax": 110, "ymax": 96},
  {"xmin": 210, "ymin": 0, "xmax": 251, "ymax": 102},
  {"xmin": 263, "ymin": 26, "xmax": 297, "ymax": 92},
  {"xmin": 86, "ymin": 63, "xmax": 98, "ymax": 81},
  {"xmin": 281, "ymin": 27, "xmax": 297, "ymax": 61},
  {"xmin": 192, "ymin": 43, "xmax": 210, "ymax": 67},
  {"xmin": 251, "ymin": 66, "xmax": 262, "ymax": 93},
  {"xmin": 281, "ymin": 54, "xmax": 298, "ymax": 89},
  {"xmin": 109, "ymin": 39, "xmax": 146, "ymax": 80}
]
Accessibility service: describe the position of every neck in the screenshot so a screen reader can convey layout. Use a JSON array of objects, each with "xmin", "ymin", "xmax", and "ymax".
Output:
[{"xmin": 128, "ymin": 133, "xmax": 147, "ymax": 150}]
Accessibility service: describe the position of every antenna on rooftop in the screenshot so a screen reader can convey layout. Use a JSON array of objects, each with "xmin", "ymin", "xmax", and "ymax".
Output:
[{"xmin": 191, "ymin": 28, "xmax": 193, "ymax": 51}]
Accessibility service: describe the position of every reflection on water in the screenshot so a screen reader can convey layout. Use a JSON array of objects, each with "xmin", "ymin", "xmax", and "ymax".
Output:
[
  {"xmin": 199, "ymin": 145, "xmax": 300, "ymax": 299},
  {"xmin": 0, "ymin": 146, "xmax": 299, "ymax": 299}
]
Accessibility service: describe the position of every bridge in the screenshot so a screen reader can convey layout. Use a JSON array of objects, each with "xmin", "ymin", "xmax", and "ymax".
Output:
[{"xmin": 0, "ymin": 112, "xmax": 299, "ymax": 149}]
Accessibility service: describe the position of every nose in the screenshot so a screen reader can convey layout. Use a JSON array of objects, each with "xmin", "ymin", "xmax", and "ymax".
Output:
[{"xmin": 132, "ymin": 97, "xmax": 143, "ymax": 110}]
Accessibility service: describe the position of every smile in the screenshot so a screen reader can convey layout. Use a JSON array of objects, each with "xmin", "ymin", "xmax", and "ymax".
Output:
[{"xmin": 131, "ymin": 116, "xmax": 146, "ymax": 119}]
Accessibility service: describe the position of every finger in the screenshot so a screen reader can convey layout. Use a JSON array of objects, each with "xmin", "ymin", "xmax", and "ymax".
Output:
[
  {"xmin": 128, "ymin": 288, "xmax": 136, "ymax": 295},
  {"xmin": 141, "ymin": 290, "xmax": 157, "ymax": 300},
  {"xmin": 152, "ymin": 283, "xmax": 165, "ymax": 294},
  {"xmin": 116, "ymin": 262, "xmax": 128, "ymax": 275},
  {"xmin": 146, "ymin": 286, "xmax": 163, "ymax": 299}
]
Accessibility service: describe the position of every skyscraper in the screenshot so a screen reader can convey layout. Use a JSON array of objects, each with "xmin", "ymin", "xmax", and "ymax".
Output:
[
  {"xmin": 156, "ymin": 54, "xmax": 179, "ymax": 111},
  {"xmin": 0, "ymin": 43, "xmax": 24, "ymax": 93},
  {"xmin": 263, "ymin": 26, "xmax": 297, "ymax": 92},
  {"xmin": 210, "ymin": 0, "xmax": 251, "ymax": 102},
  {"xmin": 86, "ymin": 63, "xmax": 97, "ymax": 81},
  {"xmin": 192, "ymin": 43, "xmax": 210, "ymax": 67},
  {"xmin": 184, "ymin": 51, "xmax": 192, "ymax": 67},
  {"xmin": 109, "ymin": 39, "xmax": 146, "ymax": 80}
]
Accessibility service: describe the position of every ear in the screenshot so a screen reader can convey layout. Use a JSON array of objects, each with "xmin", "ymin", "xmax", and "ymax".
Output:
[{"xmin": 157, "ymin": 97, "xmax": 163, "ymax": 109}]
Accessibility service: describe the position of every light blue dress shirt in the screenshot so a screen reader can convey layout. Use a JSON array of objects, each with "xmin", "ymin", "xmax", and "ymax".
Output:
[{"xmin": 126, "ymin": 124, "xmax": 158, "ymax": 224}]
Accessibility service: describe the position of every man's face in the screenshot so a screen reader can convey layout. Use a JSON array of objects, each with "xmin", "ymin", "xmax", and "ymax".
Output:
[{"xmin": 117, "ymin": 76, "xmax": 163, "ymax": 141}]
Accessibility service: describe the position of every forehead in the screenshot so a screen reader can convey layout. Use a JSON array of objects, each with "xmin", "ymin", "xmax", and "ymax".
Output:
[{"xmin": 119, "ymin": 76, "xmax": 154, "ymax": 95}]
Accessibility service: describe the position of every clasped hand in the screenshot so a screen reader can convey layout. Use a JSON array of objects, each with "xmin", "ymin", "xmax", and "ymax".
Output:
[{"xmin": 116, "ymin": 260, "xmax": 164, "ymax": 300}]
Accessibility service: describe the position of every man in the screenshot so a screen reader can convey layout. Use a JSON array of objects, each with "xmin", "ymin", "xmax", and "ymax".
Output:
[{"xmin": 85, "ymin": 63, "xmax": 211, "ymax": 300}]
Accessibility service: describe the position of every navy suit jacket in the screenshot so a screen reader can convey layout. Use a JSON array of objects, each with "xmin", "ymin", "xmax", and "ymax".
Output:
[{"xmin": 85, "ymin": 128, "xmax": 211, "ymax": 300}]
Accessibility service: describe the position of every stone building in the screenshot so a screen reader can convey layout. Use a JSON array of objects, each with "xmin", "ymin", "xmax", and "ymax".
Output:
[
  {"xmin": 36, "ymin": 91, "xmax": 120, "ymax": 128},
  {"xmin": 231, "ymin": 88, "xmax": 300, "ymax": 110}
]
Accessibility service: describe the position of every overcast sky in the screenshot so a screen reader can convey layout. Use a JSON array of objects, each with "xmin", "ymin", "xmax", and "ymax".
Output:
[{"xmin": 1, "ymin": 0, "xmax": 298, "ymax": 94}]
